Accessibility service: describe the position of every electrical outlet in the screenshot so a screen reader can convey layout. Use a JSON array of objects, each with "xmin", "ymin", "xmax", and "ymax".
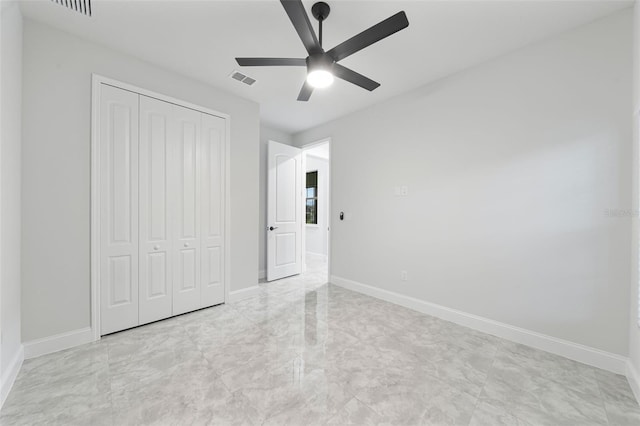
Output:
[{"xmin": 400, "ymin": 270, "xmax": 408, "ymax": 281}]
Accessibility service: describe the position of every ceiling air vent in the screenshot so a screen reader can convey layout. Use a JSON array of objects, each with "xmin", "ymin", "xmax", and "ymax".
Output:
[
  {"xmin": 51, "ymin": 0, "xmax": 92, "ymax": 17},
  {"xmin": 229, "ymin": 71, "xmax": 256, "ymax": 86}
]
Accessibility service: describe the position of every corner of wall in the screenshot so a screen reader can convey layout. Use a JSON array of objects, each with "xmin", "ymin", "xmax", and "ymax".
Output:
[
  {"xmin": 0, "ymin": 343, "xmax": 23, "ymax": 409},
  {"xmin": 0, "ymin": 0, "xmax": 24, "ymax": 409},
  {"xmin": 628, "ymin": 359, "xmax": 640, "ymax": 404}
]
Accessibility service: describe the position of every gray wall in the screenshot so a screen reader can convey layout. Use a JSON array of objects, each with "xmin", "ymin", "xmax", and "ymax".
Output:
[
  {"xmin": 258, "ymin": 125, "xmax": 293, "ymax": 278},
  {"xmin": 21, "ymin": 20, "xmax": 260, "ymax": 342},
  {"xmin": 629, "ymin": 2, "xmax": 640, "ymax": 389},
  {"xmin": 0, "ymin": 1, "xmax": 23, "ymax": 392},
  {"xmin": 294, "ymin": 10, "xmax": 633, "ymax": 355}
]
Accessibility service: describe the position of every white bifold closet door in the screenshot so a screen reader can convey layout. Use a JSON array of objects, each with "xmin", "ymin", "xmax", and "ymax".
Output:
[
  {"xmin": 99, "ymin": 85, "xmax": 140, "ymax": 335},
  {"xmin": 200, "ymin": 113, "xmax": 226, "ymax": 307},
  {"xmin": 99, "ymin": 84, "xmax": 226, "ymax": 335},
  {"xmin": 138, "ymin": 96, "xmax": 173, "ymax": 325},
  {"xmin": 172, "ymin": 105, "xmax": 202, "ymax": 316}
]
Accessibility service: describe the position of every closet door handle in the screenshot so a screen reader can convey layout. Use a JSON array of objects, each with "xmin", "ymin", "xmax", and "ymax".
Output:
[
  {"xmin": 153, "ymin": 245, "xmax": 159, "ymax": 251},
  {"xmin": 184, "ymin": 242, "xmax": 189, "ymax": 248},
  {"xmin": 269, "ymin": 226, "xmax": 278, "ymax": 231}
]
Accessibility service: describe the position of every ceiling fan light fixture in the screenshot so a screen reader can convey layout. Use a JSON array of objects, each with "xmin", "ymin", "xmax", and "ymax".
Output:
[
  {"xmin": 307, "ymin": 69, "xmax": 334, "ymax": 88},
  {"xmin": 234, "ymin": 1, "xmax": 409, "ymax": 101}
]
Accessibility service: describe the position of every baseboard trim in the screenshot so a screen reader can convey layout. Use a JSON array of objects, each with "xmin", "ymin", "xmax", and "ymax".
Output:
[
  {"xmin": 258, "ymin": 269, "xmax": 266, "ymax": 280},
  {"xmin": 627, "ymin": 360, "xmax": 640, "ymax": 404},
  {"xmin": 306, "ymin": 252, "xmax": 328, "ymax": 260},
  {"xmin": 23, "ymin": 327, "xmax": 94, "ymax": 360},
  {"xmin": 0, "ymin": 345, "xmax": 24, "ymax": 408},
  {"xmin": 330, "ymin": 275, "xmax": 628, "ymax": 375},
  {"xmin": 228, "ymin": 285, "xmax": 260, "ymax": 303}
]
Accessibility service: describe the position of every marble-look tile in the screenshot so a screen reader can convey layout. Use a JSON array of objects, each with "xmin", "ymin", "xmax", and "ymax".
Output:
[
  {"xmin": 480, "ymin": 361, "xmax": 609, "ymax": 425},
  {"xmin": 110, "ymin": 359, "xmax": 236, "ymax": 425},
  {"xmin": 469, "ymin": 400, "xmax": 534, "ymax": 426},
  {"xmin": 0, "ymin": 342, "xmax": 112, "ymax": 426},
  {"xmin": 355, "ymin": 374, "xmax": 478, "ymax": 425},
  {"xmin": 1, "ymin": 387, "xmax": 113, "ymax": 425},
  {"xmin": 325, "ymin": 397, "xmax": 384, "ymax": 425},
  {"xmin": 388, "ymin": 338, "xmax": 496, "ymax": 397},
  {"xmin": 595, "ymin": 370, "xmax": 640, "ymax": 409},
  {"xmin": 2, "ymin": 256, "xmax": 639, "ymax": 425},
  {"xmin": 261, "ymin": 376, "xmax": 355, "ymax": 426},
  {"xmin": 107, "ymin": 334, "xmax": 206, "ymax": 390},
  {"xmin": 603, "ymin": 401, "xmax": 640, "ymax": 426},
  {"xmin": 497, "ymin": 341, "xmax": 602, "ymax": 401},
  {"xmin": 218, "ymin": 344, "xmax": 300, "ymax": 393},
  {"xmin": 403, "ymin": 315, "xmax": 503, "ymax": 355},
  {"xmin": 232, "ymin": 358, "xmax": 314, "ymax": 421}
]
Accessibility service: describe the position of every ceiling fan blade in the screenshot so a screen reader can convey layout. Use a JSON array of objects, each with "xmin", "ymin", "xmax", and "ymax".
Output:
[
  {"xmin": 333, "ymin": 64, "xmax": 380, "ymax": 91},
  {"xmin": 327, "ymin": 11, "xmax": 409, "ymax": 62},
  {"xmin": 236, "ymin": 58, "xmax": 307, "ymax": 67},
  {"xmin": 281, "ymin": 0, "xmax": 321, "ymax": 55},
  {"xmin": 297, "ymin": 81, "xmax": 313, "ymax": 101}
]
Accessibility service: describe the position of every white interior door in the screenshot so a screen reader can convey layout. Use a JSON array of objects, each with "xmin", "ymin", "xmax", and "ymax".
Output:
[
  {"xmin": 172, "ymin": 105, "xmax": 202, "ymax": 315},
  {"xmin": 200, "ymin": 113, "xmax": 225, "ymax": 306},
  {"xmin": 99, "ymin": 84, "xmax": 139, "ymax": 335},
  {"xmin": 138, "ymin": 95, "xmax": 173, "ymax": 325},
  {"xmin": 267, "ymin": 141, "xmax": 302, "ymax": 281}
]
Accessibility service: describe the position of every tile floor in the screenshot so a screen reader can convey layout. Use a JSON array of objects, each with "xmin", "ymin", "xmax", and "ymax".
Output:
[{"xmin": 2, "ymin": 255, "xmax": 639, "ymax": 425}]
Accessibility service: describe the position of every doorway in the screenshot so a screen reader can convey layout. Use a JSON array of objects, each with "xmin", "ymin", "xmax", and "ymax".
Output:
[
  {"xmin": 302, "ymin": 139, "xmax": 331, "ymax": 282},
  {"xmin": 264, "ymin": 138, "xmax": 331, "ymax": 283}
]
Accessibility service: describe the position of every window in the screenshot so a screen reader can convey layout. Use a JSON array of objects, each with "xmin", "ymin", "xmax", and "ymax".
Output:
[{"xmin": 306, "ymin": 171, "xmax": 318, "ymax": 224}]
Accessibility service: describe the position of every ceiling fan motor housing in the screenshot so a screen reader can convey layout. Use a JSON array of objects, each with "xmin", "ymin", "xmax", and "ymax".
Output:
[{"xmin": 307, "ymin": 53, "xmax": 334, "ymax": 73}]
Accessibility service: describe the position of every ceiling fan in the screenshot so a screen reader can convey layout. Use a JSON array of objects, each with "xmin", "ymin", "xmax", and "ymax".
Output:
[{"xmin": 235, "ymin": 0, "xmax": 409, "ymax": 101}]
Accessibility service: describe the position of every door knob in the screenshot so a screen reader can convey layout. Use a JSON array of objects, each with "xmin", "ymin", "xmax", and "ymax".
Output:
[
  {"xmin": 153, "ymin": 245, "xmax": 159, "ymax": 251},
  {"xmin": 184, "ymin": 243, "xmax": 189, "ymax": 248},
  {"xmin": 269, "ymin": 226, "xmax": 278, "ymax": 231}
]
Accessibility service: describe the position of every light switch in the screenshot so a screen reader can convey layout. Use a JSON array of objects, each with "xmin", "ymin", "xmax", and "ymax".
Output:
[
  {"xmin": 394, "ymin": 186, "xmax": 402, "ymax": 196},
  {"xmin": 400, "ymin": 186, "xmax": 409, "ymax": 196}
]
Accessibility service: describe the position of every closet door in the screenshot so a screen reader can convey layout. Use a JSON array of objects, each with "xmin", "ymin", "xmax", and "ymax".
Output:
[
  {"xmin": 201, "ymin": 113, "xmax": 225, "ymax": 307},
  {"xmin": 139, "ymin": 96, "xmax": 174, "ymax": 325},
  {"xmin": 172, "ymin": 106, "xmax": 202, "ymax": 315},
  {"xmin": 99, "ymin": 85, "xmax": 139, "ymax": 335}
]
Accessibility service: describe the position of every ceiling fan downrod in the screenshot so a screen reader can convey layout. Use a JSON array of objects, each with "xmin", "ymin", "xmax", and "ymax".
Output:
[{"xmin": 311, "ymin": 1, "xmax": 330, "ymax": 48}]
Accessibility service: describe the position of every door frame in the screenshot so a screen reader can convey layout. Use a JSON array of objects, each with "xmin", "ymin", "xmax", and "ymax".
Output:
[
  {"xmin": 300, "ymin": 138, "xmax": 332, "ymax": 278},
  {"xmin": 90, "ymin": 74, "xmax": 231, "ymax": 341}
]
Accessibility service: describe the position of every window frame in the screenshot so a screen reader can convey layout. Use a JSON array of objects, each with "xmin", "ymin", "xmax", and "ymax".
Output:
[{"xmin": 305, "ymin": 170, "xmax": 318, "ymax": 225}]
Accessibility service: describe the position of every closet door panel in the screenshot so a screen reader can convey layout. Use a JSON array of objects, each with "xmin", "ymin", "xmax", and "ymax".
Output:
[
  {"xmin": 201, "ymin": 113, "xmax": 225, "ymax": 307},
  {"xmin": 139, "ymin": 96, "xmax": 173, "ymax": 325},
  {"xmin": 100, "ymin": 84, "xmax": 139, "ymax": 335},
  {"xmin": 173, "ymin": 105, "xmax": 202, "ymax": 315}
]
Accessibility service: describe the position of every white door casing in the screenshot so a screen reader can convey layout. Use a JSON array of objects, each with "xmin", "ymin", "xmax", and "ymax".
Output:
[
  {"xmin": 138, "ymin": 96, "xmax": 173, "ymax": 325},
  {"xmin": 201, "ymin": 113, "xmax": 226, "ymax": 306},
  {"xmin": 99, "ymin": 85, "xmax": 140, "ymax": 335},
  {"xmin": 172, "ymin": 105, "xmax": 202, "ymax": 315},
  {"xmin": 267, "ymin": 141, "xmax": 302, "ymax": 281}
]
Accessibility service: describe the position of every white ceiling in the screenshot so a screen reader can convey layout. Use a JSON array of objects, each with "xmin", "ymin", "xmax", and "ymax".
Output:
[{"xmin": 20, "ymin": 0, "xmax": 632, "ymax": 134}]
